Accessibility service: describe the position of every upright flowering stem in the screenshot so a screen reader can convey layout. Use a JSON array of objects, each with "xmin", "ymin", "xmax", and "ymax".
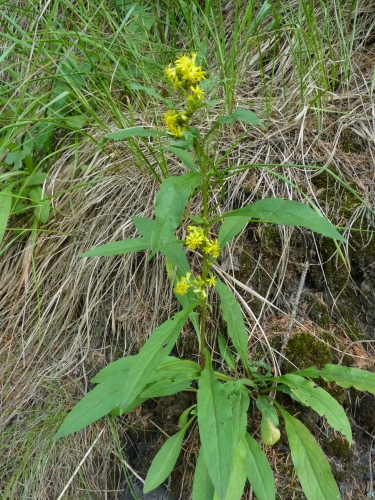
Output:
[{"xmin": 196, "ymin": 140, "xmax": 210, "ymax": 369}]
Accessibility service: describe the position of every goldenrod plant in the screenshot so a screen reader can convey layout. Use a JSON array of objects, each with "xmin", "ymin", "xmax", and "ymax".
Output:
[{"xmin": 54, "ymin": 53, "xmax": 375, "ymax": 500}]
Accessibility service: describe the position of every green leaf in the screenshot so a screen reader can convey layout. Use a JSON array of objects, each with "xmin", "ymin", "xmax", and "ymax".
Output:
[
  {"xmin": 215, "ymin": 280, "xmax": 249, "ymax": 370},
  {"xmin": 128, "ymin": 83, "xmax": 175, "ymax": 109},
  {"xmin": 218, "ymin": 216, "xmax": 248, "ymax": 249},
  {"xmin": 151, "ymin": 173, "xmax": 200, "ymax": 252},
  {"xmin": 224, "ymin": 382, "xmax": 249, "ymax": 447},
  {"xmin": 159, "ymin": 238, "xmax": 190, "ymax": 274},
  {"xmin": 54, "ymin": 306, "xmax": 193, "ymax": 439},
  {"xmin": 244, "ymin": 433, "xmax": 275, "ymax": 500},
  {"xmin": 132, "ymin": 216, "xmax": 154, "ymax": 240},
  {"xmin": 109, "ymin": 396, "xmax": 147, "ymax": 417},
  {"xmin": 276, "ymin": 374, "xmax": 352, "ymax": 444},
  {"xmin": 64, "ymin": 114, "xmax": 87, "ymax": 129},
  {"xmin": 197, "ymin": 351, "xmax": 233, "ymax": 500},
  {"xmin": 140, "ymin": 377, "xmax": 191, "ymax": 398},
  {"xmin": 218, "ymin": 334, "xmax": 236, "ymax": 371},
  {"xmin": 220, "ymin": 438, "xmax": 247, "ymax": 500},
  {"xmin": 178, "ymin": 405, "xmax": 196, "ymax": 428},
  {"xmin": 192, "ymin": 447, "xmax": 215, "ymax": 500},
  {"xmin": 256, "ymin": 397, "xmax": 279, "ymax": 427},
  {"xmin": 278, "ymin": 406, "xmax": 341, "ymax": 500},
  {"xmin": 104, "ymin": 126, "xmax": 167, "ymax": 141},
  {"xmin": 78, "ymin": 237, "xmax": 150, "ymax": 257},
  {"xmin": 91, "ymin": 355, "xmax": 136, "ymax": 384},
  {"xmin": 223, "ymin": 199, "xmax": 345, "ymax": 242},
  {"xmin": 143, "ymin": 419, "xmax": 193, "ymax": 494},
  {"xmin": 29, "ymin": 186, "xmax": 50, "ymax": 223},
  {"xmin": 26, "ymin": 172, "xmax": 48, "ymax": 187},
  {"xmin": 295, "ymin": 364, "xmax": 375, "ymax": 394},
  {"xmin": 217, "ymin": 108, "xmax": 264, "ymax": 127},
  {"xmin": 162, "ymin": 146, "xmax": 197, "ymax": 172},
  {"xmin": 0, "ymin": 185, "xmax": 12, "ymax": 245}
]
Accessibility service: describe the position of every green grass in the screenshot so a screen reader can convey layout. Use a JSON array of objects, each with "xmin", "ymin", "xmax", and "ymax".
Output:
[{"xmin": 1, "ymin": 0, "xmax": 375, "ymax": 498}]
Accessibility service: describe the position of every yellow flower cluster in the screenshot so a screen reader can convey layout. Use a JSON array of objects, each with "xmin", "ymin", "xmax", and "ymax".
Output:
[
  {"xmin": 174, "ymin": 271, "xmax": 217, "ymax": 298},
  {"xmin": 164, "ymin": 52, "xmax": 205, "ymax": 92},
  {"xmin": 163, "ymin": 109, "xmax": 189, "ymax": 138},
  {"xmin": 186, "ymin": 226, "xmax": 220, "ymax": 258}
]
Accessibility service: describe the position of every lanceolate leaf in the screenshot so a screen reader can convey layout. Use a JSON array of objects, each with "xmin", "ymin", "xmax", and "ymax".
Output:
[
  {"xmin": 217, "ymin": 108, "xmax": 264, "ymax": 127},
  {"xmin": 78, "ymin": 237, "xmax": 150, "ymax": 257},
  {"xmin": 162, "ymin": 146, "xmax": 197, "ymax": 172},
  {"xmin": 132, "ymin": 216, "xmax": 155, "ymax": 240},
  {"xmin": 54, "ymin": 306, "xmax": 194, "ymax": 439},
  {"xmin": 0, "ymin": 185, "xmax": 12, "ymax": 245},
  {"xmin": 139, "ymin": 377, "xmax": 192, "ymax": 398},
  {"xmin": 221, "ymin": 438, "xmax": 247, "ymax": 500},
  {"xmin": 104, "ymin": 126, "xmax": 167, "ymax": 141},
  {"xmin": 224, "ymin": 382, "xmax": 249, "ymax": 447},
  {"xmin": 218, "ymin": 334, "xmax": 236, "ymax": 371},
  {"xmin": 277, "ymin": 374, "xmax": 352, "ymax": 444},
  {"xmin": 295, "ymin": 364, "xmax": 375, "ymax": 394},
  {"xmin": 192, "ymin": 447, "xmax": 215, "ymax": 500},
  {"xmin": 143, "ymin": 418, "xmax": 194, "ymax": 494},
  {"xmin": 218, "ymin": 216, "xmax": 248, "ymax": 249},
  {"xmin": 151, "ymin": 173, "xmax": 200, "ymax": 252},
  {"xmin": 278, "ymin": 405, "xmax": 341, "ymax": 500},
  {"xmin": 223, "ymin": 199, "xmax": 345, "ymax": 241},
  {"xmin": 215, "ymin": 280, "xmax": 249, "ymax": 370},
  {"xmin": 244, "ymin": 433, "xmax": 275, "ymax": 500},
  {"xmin": 197, "ymin": 351, "xmax": 233, "ymax": 500}
]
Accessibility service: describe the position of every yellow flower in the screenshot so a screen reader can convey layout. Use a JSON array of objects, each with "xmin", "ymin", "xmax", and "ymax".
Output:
[
  {"xmin": 203, "ymin": 239, "xmax": 220, "ymax": 258},
  {"xmin": 206, "ymin": 276, "xmax": 217, "ymax": 288},
  {"xmin": 185, "ymin": 226, "xmax": 205, "ymax": 250},
  {"xmin": 189, "ymin": 85, "xmax": 205, "ymax": 102},
  {"xmin": 164, "ymin": 64, "xmax": 179, "ymax": 87},
  {"xmin": 175, "ymin": 280, "xmax": 190, "ymax": 295},
  {"xmin": 164, "ymin": 52, "xmax": 205, "ymax": 92},
  {"xmin": 163, "ymin": 109, "xmax": 189, "ymax": 138},
  {"xmin": 174, "ymin": 272, "xmax": 191, "ymax": 295}
]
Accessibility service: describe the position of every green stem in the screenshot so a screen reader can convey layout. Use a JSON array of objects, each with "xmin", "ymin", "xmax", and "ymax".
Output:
[{"xmin": 196, "ymin": 139, "xmax": 210, "ymax": 369}]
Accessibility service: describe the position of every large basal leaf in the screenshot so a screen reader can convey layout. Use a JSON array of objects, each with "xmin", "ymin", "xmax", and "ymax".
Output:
[
  {"xmin": 197, "ymin": 351, "xmax": 233, "ymax": 500},
  {"xmin": 277, "ymin": 374, "xmax": 352, "ymax": 444},
  {"xmin": 78, "ymin": 237, "xmax": 150, "ymax": 257},
  {"xmin": 295, "ymin": 364, "xmax": 375, "ymax": 394},
  {"xmin": 192, "ymin": 447, "xmax": 215, "ymax": 500},
  {"xmin": 224, "ymin": 382, "xmax": 249, "ymax": 447},
  {"xmin": 143, "ymin": 419, "xmax": 193, "ymax": 494},
  {"xmin": 215, "ymin": 280, "xmax": 249, "ymax": 369},
  {"xmin": 216, "ymin": 108, "xmax": 264, "ymax": 127},
  {"xmin": 278, "ymin": 406, "xmax": 340, "ymax": 500},
  {"xmin": 139, "ymin": 377, "xmax": 192, "ymax": 399},
  {"xmin": 243, "ymin": 433, "xmax": 275, "ymax": 500},
  {"xmin": 219, "ymin": 439, "xmax": 247, "ymax": 500},
  {"xmin": 218, "ymin": 216, "xmax": 248, "ymax": 249},
  {"xmin": 223, "ymin": 198, "xmax": 345, "ymax": 241},
  {"xmin": 91, "ymin": 355, "xmax": 137, "ymax": 384},
  {"xmin": 0, "ymin": 185, "xmax": 12, "ymax": 245},
  {"xmin": 151, "ymin": 172, "xmax": 200, "ymax": 252},
  {"xmin": 54, "ymin": 306, "xmax": 193, "ymax": 439}
]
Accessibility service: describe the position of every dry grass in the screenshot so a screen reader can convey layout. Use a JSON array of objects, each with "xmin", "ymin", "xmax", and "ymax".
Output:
[{"xmin": 1, "ymin": 0, "xmax": 375, "ymax": 498}]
